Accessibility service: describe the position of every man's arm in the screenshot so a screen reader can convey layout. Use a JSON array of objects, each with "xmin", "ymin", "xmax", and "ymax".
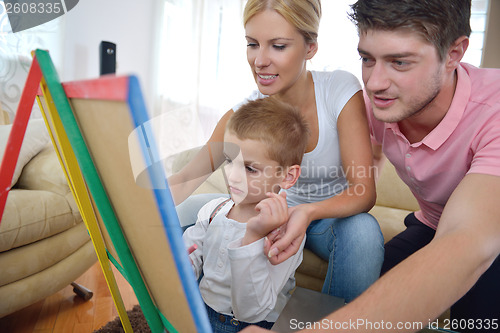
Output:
[{"xmin": 242, "ymin": 173, "xmax": 500, "ymax": 332}]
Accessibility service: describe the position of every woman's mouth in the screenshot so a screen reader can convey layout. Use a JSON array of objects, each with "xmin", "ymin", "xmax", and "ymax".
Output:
[
  {"xmin": 258, "ymin": 74, "xmax": 278, "ymax": 80},
  {"xmin": 256, "ymin": 73, "xmax": 278, "ymax": 85}
]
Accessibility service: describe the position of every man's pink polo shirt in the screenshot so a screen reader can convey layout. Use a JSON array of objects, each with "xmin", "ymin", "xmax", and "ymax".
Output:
[{"xmin": 366, "ymin": 63, "xmax": 500, "ymax": 230}]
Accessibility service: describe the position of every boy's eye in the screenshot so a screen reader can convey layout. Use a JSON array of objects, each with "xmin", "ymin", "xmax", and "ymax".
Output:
[{"xmin": 245, "ymin": 165, "xmax": 257, "ymax": 173}]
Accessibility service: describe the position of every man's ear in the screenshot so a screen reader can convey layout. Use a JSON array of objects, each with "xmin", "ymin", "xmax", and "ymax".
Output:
[
  {"xmin": 281, "ymin": 165, "xmax": 301, "ymax": 190},
  {"xmin": 446, "ymin": 36, "xmax": 469, "ymax": 72},
  {"xmin": 306, "ymin": 42, "xmax": 318, "ymax": 61}
]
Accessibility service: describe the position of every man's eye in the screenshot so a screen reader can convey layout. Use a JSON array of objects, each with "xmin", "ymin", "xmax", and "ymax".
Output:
[
  {"xmin": 393, "ymin": 60, "xmax": 409, "ymax": 67},
  {"xmin": 360, "ymin": 56, "xmax": 374, "ymax": 66}
]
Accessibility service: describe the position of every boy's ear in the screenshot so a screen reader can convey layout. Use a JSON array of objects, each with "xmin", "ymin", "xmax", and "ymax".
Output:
[{"xmin": 280, "ymin": 165, "xmax": 301, "ymax": 190}]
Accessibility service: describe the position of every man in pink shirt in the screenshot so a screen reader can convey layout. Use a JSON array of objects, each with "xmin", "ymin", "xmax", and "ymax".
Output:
[
  {"xmin": 243, "ymin": 0, "xmax": 500, "ymax": 332},
  {"xmin": 351, "ymin": 0, "xmax": 500, "ymax": 331}
]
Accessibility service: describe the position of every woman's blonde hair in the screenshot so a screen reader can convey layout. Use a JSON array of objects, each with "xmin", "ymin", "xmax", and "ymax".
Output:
[
  {"xmin": 243, "ymin": 0, "xmax": 322, "ymax": 44},
  {"xmin": 227, "ymin": 97, "xmax": 309, "ymax": 167}
]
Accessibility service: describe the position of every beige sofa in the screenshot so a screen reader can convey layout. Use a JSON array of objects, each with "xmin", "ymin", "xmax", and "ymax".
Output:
[
  {"xmin": 172, "ymin": 148, "xmax": 420, "ymax": 290},
  {"xmin": 0, "ymin": 124, "xmax": 97, "ymax": 318}
]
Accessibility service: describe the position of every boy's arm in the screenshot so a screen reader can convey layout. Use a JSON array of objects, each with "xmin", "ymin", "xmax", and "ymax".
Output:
[
  {"xmin": 228, "ymin": 236, "xmax": 306, "ymax": 323},
  {"xmin": 182, "ymin": 200, "xmax": 222, "ymax": 278},
  {"xmin": 242, "ymin": 192, "xmax": 289, "ymax": 246}
]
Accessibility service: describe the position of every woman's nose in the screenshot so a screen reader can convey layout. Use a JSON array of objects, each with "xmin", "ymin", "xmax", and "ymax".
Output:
[{"xmin": 254, "ymin": 47, "xmax": 271, "ymax": 68}]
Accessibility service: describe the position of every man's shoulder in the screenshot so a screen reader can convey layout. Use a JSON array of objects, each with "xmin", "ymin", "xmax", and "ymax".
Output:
[{"xmin": 461, "ymin": 63, "xmax": 500, "ymax": 103}]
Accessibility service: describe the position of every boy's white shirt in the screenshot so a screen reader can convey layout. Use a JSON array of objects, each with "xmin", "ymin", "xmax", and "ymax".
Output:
[{"xmin": 182, "ymin": 197, "xmax": 305, "ymax": 323}]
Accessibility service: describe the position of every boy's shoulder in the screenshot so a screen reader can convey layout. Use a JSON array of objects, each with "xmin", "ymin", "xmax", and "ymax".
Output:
[{"xmin": 198, "ymin": 197, "xmax": 232, "ymax": 221}]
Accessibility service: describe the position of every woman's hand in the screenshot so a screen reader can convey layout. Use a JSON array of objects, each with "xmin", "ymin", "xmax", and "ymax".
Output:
[{"xmin": 264, "ymin": 204, "xmax": 312, "ymax": 265}]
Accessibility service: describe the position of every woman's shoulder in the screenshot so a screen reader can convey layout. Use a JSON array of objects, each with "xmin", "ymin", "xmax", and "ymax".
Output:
[
  {"xmin": 232, "ymin": 90, "xmax": 268, "ymax": 112},
  {"xmin": 311, "ymin": 70, "xmax": 360, "ymax": 87}
]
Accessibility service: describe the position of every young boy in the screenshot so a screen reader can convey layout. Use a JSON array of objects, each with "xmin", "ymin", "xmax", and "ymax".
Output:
[{"xmin": 182, "ymin": 97, "xmax": 309, "ymax": 332}]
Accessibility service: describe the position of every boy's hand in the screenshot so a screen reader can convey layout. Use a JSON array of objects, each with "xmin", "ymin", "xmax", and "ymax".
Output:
[
  {"xmin": 264, "ymin": 204, "xmax": 309, "ymax": 265},
  {"xmin": 241, "ymin": 192, "xmax": 288, "ymax": 246}
]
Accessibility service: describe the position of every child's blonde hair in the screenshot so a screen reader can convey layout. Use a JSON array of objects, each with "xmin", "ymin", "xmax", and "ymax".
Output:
[{"xmin": 227, "ymin": 97, "xmax": 309, "ymax": 167}]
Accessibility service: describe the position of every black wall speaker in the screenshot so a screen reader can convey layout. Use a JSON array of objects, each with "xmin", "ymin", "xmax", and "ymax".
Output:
[{"xmin": 99, "ymin": 41, "xmax": 116, "ymax": 75}]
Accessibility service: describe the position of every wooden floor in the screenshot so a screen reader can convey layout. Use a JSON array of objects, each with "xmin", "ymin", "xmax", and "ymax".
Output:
[{"xmin": 0, "ymin": 262, "xmax": 138, "ymax": 333}]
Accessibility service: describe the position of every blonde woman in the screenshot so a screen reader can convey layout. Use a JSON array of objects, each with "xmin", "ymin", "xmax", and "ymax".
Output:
[{"xmin": 172, "ymin": 0, "xmax": 384, "ymax": 303}]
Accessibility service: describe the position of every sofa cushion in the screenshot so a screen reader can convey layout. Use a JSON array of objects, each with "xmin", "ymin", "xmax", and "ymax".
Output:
[
  {"xmin": 15, "ymin": 145, "xmax": 69, "ymax": 196},
  {"xmin": 0, "ymin": 119, "xmax": 50, "ymax": 187},
  {"xmin": 375, "ymin": 161, "xmax": 419, "ymax": 212},
  {"xmin": 0, "ymin": 222, "xmax": 90, "ymax": 286},
  {"xmin": 0, "ymin": 189, "xmax": 82, "ymax": 252}
]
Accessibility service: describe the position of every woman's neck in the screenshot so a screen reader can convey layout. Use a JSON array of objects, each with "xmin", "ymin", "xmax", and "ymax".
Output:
[{"xmin": 276, "ymin": 70, "xmax": 315, "ymax": 112}]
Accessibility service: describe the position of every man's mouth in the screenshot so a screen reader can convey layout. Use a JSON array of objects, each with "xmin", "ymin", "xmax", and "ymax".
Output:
[{"xmin": 373, "ymin": 95, "xmax": 396, "ymax": 108}]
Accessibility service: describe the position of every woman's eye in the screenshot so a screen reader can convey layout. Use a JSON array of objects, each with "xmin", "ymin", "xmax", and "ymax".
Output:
[
  {"xmin": 247, "ymin": 42, "xmax": 258, "ymax": 48},
  {"xmin": 273, "ymin": 44, "xmax": 286, "ymax": 50}
]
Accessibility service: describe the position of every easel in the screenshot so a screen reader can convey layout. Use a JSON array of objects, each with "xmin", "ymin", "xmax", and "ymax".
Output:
[
  {"xmin": 11, "ymin": 49, "xmax": 211, "ymax": 333},
  {"xmin": 0, "ymin": 52, "xmax": 135, "ymax": 332},
  {"xmin": 0, "ymin": 58, "xmax": 42, "ymax": 222}
]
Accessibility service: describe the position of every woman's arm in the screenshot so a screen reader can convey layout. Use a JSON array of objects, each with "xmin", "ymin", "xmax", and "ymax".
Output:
[
  {"xmin": 169, "ymin": 110, "xmax": 234, "ymax": 205},
  {"xmin": 266, "ymin": 91, "xmax": 376, "ymax": 262},
  {"xmin": 306, "ymin": 90, "xmax": 376, "ymax": 220}
]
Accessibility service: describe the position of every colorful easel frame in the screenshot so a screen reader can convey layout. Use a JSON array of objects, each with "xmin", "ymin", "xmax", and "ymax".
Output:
[{"xmin": 32, "ymin": 49, "xmax": 211, "ymax": 332}]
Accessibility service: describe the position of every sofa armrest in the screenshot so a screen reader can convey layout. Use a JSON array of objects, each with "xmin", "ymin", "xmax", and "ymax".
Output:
[{"xmin": 15, "ymin": 145, "xmax": 69, "ymax": 196}]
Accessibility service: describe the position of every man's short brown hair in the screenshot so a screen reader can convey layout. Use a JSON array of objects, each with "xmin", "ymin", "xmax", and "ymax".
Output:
[{"xmin": 349, "ymin": 0, "xmax": 472, "ymax": 61}]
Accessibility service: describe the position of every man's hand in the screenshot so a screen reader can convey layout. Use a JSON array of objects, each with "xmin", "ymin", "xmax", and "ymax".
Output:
[
  {"xmin": 264, "ymin": 204, "xmax": 310, "ymax": 265},
  {"xmin": 242, "ymin": 192, "xmax": 289, "ymax": 246}
]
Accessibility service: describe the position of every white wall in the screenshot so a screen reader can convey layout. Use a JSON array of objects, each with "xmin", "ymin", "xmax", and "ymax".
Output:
[{"xmin": 60, "ymin": 0, "xmax": 159, "ymax": 110}]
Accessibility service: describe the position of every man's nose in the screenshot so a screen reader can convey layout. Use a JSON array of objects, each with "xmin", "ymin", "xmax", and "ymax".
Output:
[{"xmin": 364, "ymin": 62, "xmax": 391, "ymax": 93}]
